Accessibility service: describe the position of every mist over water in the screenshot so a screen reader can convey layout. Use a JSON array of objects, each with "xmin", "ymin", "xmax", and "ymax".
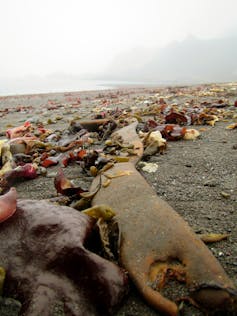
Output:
[
  {"xmin": 0, "ymin": 77, "xmax": 163, "ymax": 96},
  {"xmin": 1, "ymin": 33, "xmax": 237, "ymax": 97},
  {"xmin": 0, "ymin": 77, "xmax": 111, "ymax": 96},
  {"xmin": 1, "ymin": 1, "xmax": 237, "ymax": 96}
]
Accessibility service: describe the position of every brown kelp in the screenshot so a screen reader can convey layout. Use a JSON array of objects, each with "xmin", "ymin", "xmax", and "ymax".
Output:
[{"xmin": 91, "ymin": 121, "xmax": 237, "ymax": 315}]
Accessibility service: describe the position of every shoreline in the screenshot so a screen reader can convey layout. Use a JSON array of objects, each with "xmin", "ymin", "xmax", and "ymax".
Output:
[{"xmin": 1, "ymin": 79, "xmax": 236, "ymax": 99}]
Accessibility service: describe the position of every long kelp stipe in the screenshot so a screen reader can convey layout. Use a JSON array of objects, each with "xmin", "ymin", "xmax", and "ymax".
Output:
[{"xmin": 91, "ymin": 121, "xmax": 237, "ymax": 315}]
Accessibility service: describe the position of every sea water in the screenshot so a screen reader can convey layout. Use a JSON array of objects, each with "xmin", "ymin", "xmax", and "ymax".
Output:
[{"xmin": 0, "ymin": 76, "xmax": 164, "ymax": 96}]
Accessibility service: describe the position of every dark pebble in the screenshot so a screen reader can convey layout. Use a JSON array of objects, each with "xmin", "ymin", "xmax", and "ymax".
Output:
[
  {"xmin": 203, "ymin": 180, "xmax": 218, "ymax": 187},
  {"xmin": 185, "ymin": 163, "xmax": 192, "ymax": 167}
]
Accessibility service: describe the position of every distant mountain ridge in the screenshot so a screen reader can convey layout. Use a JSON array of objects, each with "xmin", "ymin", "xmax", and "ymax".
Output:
[{"xmin": 102, "ymin": 35, "xmax": 237, "ymax": 84}]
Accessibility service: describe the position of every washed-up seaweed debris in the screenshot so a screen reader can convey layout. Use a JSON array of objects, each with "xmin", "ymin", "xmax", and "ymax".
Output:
[
  {"xmin": 54, "ymin": 167, "xmax": 87, "ymax": 196},
  {"xmin": 199, "ymin": 233, "xmax": 230, "ymax": 243},
  {"xmin": 1, "ymin": 82, "xmax": 236, "ymax": 194},
  {"xmin": 142, "ymin": 119, "xmax": 201, "ymax": 141},
  {"xmin": 0, "ymin": 163, "xmax": 38, "ymax": 194},
  {"xmin": 0, "ymin": 117, "xmax": 119, "ymax": 193},
  {"xmin": 0, "ymin": 83, "xmax": 237, "ymax": 315},
  {"xmin": 90, "ymin": 121, "xmax": 237, "ymax": 316},
  {"xmin": 0, "ymin": 189, "xmax": 128, "ymax": 316}
]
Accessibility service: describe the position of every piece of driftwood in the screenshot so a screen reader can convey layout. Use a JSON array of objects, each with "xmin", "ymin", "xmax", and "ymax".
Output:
[{"xmin": 91, "ymin": 121, "xmax": 237, "ymax": 315}]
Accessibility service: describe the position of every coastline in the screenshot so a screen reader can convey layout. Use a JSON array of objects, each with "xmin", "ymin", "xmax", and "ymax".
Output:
[{"xmin": 0, "ymin": 77, "xmax": 231, "ymax": 98}]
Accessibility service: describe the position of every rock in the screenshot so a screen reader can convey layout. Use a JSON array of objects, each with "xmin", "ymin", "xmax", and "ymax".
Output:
[
  {"xmin": 203, "ymin": 180, "xmax": 218, "ymax": 187},
  {"xmin": 220, "ymin": 191, "xmax": 231, "ymax": 198}
]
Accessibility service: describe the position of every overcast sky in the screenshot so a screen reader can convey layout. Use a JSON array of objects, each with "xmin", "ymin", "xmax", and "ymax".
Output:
[{"xmin": 1, "ymin": 0, "xmax": 237, "ymax": 82}]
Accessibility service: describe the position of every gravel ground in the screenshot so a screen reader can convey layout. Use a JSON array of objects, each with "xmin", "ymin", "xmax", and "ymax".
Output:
[{"xmin": 0, "ymin": 83, "xmax": 236, "ymax": 315}]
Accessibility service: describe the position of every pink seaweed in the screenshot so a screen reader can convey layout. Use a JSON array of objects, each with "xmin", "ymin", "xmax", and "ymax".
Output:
[{"xmin": 0, "ymin": 187, "xmax": 17, "ymax": 223}]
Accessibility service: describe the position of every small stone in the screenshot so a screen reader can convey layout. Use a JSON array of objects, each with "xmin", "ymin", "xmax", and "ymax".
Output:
[
  {"xmin": 37, "ymin": 166, "xmax": 47, "ymax": 176},
  {"xmin": 27, "ymin": 116, "xmax": 40, "ymax": 124},
  {"xmin": 185, "ymin": 164, "xmax": 192, "ymax": 168},
  {"xmin": 55, "ymin": 116, "xmax": 63, "ymax": 120},
  {"xmin": 47, "ymin": 172, "xmax": 57, "ymax": 178},
  {"xmin": 203, "ymin": 180, "xmax": 218, "ymax": 187},
  {"xmin": 49, "ymin": 149, "xmax": 57, "ymax": 156},
  {"xmin": 220, "ymin": 191, "xmax": 231, "ymax": 198},
  {"xmin": 47, "ymin": 118, "xmax": 56, "ymax": 124}
]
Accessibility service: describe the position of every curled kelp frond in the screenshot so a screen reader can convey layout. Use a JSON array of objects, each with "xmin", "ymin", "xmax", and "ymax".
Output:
[
  {"xmin": 199, "ymin": 233, "xmax": 230, "ymax": 243},
  {"xmin": 165, "ymin": 112, "xmax": 190, "ymax": 125},
  {"xmin": 226, "ymin": 122, "xmax": 237, "ymax": 129},
  {"xmin": 82, "ymin": 204, "xmax": 116, "ymax": 221},
  {"xmin": 0, "ymin": 187, "xmax": 17, "ymax": 223},
  {"xmin": 6, "ymin": 121, "xmax": 31, "ymax": 139},
  {"xmin": 54, "ymin": 168, "xmax": 86, "ymax": 196},
  {"xmin": 139, "ymin": 130, "xmax": 167, "ymax": 156}
]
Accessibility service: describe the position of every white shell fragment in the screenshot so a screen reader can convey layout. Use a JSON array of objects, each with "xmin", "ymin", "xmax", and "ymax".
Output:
[{"xmin": 139, "ymin": 162, "xmax": 159, "ymax": 173}]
